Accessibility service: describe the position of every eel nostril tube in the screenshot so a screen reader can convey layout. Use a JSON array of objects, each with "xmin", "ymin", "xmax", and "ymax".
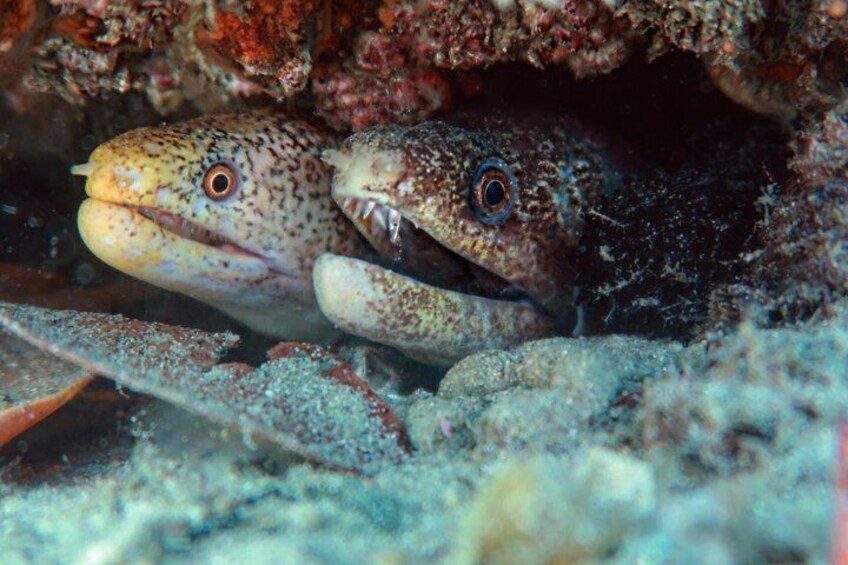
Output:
[{"xmin": 70, "ymin": 162, "xmax": 95, "ymax": 177}]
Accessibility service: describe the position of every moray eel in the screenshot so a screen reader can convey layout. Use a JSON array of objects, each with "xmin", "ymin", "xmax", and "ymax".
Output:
[
  {"xmin": 74, "ymin": 113, "xmax": 369, "ymax": 342},
  {"xmin": 319, "ymin": 114, "xmax": 620, "ymax": 365}
]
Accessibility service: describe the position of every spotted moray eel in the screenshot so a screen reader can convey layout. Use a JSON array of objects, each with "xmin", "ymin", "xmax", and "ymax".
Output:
[
  {"xmin": 320, "ymin": 113, "xmax": 780, "ymax": 363},
  {"xmin": 317, "ymin": 113, "xmax": 625, "ymax": 364},
  {"xmin": 74, "ymin": 112, "xmax": 369, "ymax": 342}
]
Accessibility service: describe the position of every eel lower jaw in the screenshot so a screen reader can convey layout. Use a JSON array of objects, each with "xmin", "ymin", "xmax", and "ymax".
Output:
[
  {"xmin": 313, "ymin": 254, "xmax": 555, "ymax": 366},
  {"xmin": 133, "ymin": 206, "xmax": 270, "ymax": 265},
  {"xmin": 325, "ymin": 201, "xmax": 553, "ymax": 365},
  {"xmin": 130, "ymin": 204, "xmax": 304, "ymax": 281},
  {"xmin": 78, "ymin": 198, "xmax": 297, "ymax": 284}
]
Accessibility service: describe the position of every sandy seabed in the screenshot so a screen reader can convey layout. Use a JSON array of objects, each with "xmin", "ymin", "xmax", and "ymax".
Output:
[{"xmin": 0, "ymin": 308, "xmax": 844, "ymax": 564}]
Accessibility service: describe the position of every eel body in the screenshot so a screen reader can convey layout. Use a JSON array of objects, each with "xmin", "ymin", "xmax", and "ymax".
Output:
[{"xmin": 74, "ymin": 112, "xmax": 369, "ymax": 341}]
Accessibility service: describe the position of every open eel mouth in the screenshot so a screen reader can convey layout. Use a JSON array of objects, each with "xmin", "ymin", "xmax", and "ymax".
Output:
[{"xmin": 316, "ymin": 149, "xmax": 557, "ymax": 366}]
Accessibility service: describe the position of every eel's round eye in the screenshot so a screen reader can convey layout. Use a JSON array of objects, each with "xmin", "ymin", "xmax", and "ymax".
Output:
[
  {"xmin": 203, "ymin": 163, "xmax": 239, "ymax": 201},
  {"xmin": 469, "ymin": 157, "xmax": 518, "ymax": 225}
]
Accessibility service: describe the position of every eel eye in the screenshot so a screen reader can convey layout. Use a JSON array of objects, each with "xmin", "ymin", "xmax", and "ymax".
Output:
[
  {"xmin": 203, "ymin": 162, "xmax": 239, "ymax": 201},
  {"xmin": 469, "ymin": 157, "xmax": 517, "ymax": 225}
]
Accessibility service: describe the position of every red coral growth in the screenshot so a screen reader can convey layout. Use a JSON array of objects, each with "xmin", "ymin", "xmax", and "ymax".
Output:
[
  {"xmin": 0, "ymin": 0, "xmax": 37, "ymax": 79},
  {"xmin": 202, "ymin": 0, "xmax": 332, "ymax": 98},
  {"xmin": 49, "ymin": 12, "xmax": 101, "ymax": 49}
]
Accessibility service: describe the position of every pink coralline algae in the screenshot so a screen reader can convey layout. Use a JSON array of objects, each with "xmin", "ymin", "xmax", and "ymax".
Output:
[
  {"xmin": 313, "ymin": 31, "xmax": 453, "ymax": 131},
  {"xmin": 314, "ymin": 0, "xmax": 632, "ymax": 130},
  {"xmin": 377, "ymin": 0, "xmax": 631, "ymax": 76}
]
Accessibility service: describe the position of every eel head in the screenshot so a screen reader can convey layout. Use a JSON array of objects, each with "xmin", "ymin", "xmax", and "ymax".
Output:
[
  {"xmin": 74, "ymin": 113, "xmax": 365, "ymax": 341},
  {"xmin": 319, "ymin": 117, "xmax": 613, "ymax": 364}
]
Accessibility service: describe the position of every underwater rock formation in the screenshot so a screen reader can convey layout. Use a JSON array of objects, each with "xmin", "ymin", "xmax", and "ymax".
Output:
[
  {"xmin": 406, "ymin": 335, "xmax": 680, "ymax": 456},
  {"xmin": 378, "ymin": 0, "xmax": 630, "ymax": 75},
  {"xmin": 4, "ymin": 1, "xmax": 845, "ymax": 129},
  {"xmin": 0, "ymin": 0, "xmax": 37, "ymax": 79},
  {"xmin": 626, "ymin": 0, "xmax": 848, "ymax": 118},
  {"xmin": 18, "ymin": 0, "xmax": 346, "ymax": 111},
  {"xmin": 752, "ymin": 105, "xmax": 848, "ymax": 322},
  {"xmin": 314, "ymin": 0, "xmax": 632, "ymax": 129}
]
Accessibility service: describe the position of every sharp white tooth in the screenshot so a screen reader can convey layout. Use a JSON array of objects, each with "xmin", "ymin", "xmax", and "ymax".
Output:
[
  {"xmin": 391, "ymin": 222, "xmax": 401, "ymax": 244},
  {"xmin": 363, "ymin": 201, "xmax": 376, "ymax": 219},
  {"xmin": 354, "ymin": 199, "xmax": 365, "ymax": 218},
  {"xmin": 388, "ymin": 209, "xmax": 401, "ymax": 244},
  {"xmin": 373, "ymin": 207, "xmax": 387, "ymax": 229},
  {"xmin": 343, "ymin": 197, "xmax": 352, "ymax": 209}
]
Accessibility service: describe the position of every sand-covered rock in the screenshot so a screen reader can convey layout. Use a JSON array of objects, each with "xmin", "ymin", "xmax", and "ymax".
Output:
[{"xmin": 407, "ymin": 336, "xmax": 681, "ymax": 457}]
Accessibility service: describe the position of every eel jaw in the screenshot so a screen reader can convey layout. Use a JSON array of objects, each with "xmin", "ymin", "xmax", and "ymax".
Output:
[
  {"xmin": 79, "ymin": 198, "xmax": 338, "ymax": 341},
  {"xmin": 313, "ymin": 254, "xmax": 555, "ymax": 367},
  {"xmin": 77, "ymin": 199, "xmax": 316, "ymax": 319},
  {"xmin": 320, "ymin": 148, "xmax": 556, "ymax": 364}
]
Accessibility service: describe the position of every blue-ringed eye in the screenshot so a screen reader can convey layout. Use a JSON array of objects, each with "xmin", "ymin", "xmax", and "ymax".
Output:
[{"xmin": 469, "ymin": 157, "xmax": 517, "ymax": 225}]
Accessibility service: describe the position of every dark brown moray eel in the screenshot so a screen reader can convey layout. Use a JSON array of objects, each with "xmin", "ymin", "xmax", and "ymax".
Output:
[
  {"xmin": 319, "ymin": 114, "xmax": 619, "ymax": 364},
  {"xmin": 319, "ymin": 113, "xmax": 783, "ymax": 364}
]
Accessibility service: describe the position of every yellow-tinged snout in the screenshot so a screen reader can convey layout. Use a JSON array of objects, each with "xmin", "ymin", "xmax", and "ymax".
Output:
[
  {"xmin": 73, "ymin": 138, "xmax": 185, "ymax": 207},
  {"xmin": 76, "ymin": 195, "xmax": 271, "ymax": 302},
  {"xmin": 77, "ymin": 199, "xmax": 160, "ymax": 276},
  {"xmin": 75, "ymin": 140, "xmax": 176, "ymax": 280}
]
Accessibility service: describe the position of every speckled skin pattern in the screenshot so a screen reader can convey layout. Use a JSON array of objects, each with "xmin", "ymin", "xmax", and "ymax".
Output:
[
  {"xmin": 77, "ymin": 112, "xmax": 369, "ymax": 341},
  {"xmin": 314, "ymin": 254, "xmax": 556, "ymax": 366},
  {"xmin": 330, "ymin": 113, "xmax": 618, "ymax": 312}
]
